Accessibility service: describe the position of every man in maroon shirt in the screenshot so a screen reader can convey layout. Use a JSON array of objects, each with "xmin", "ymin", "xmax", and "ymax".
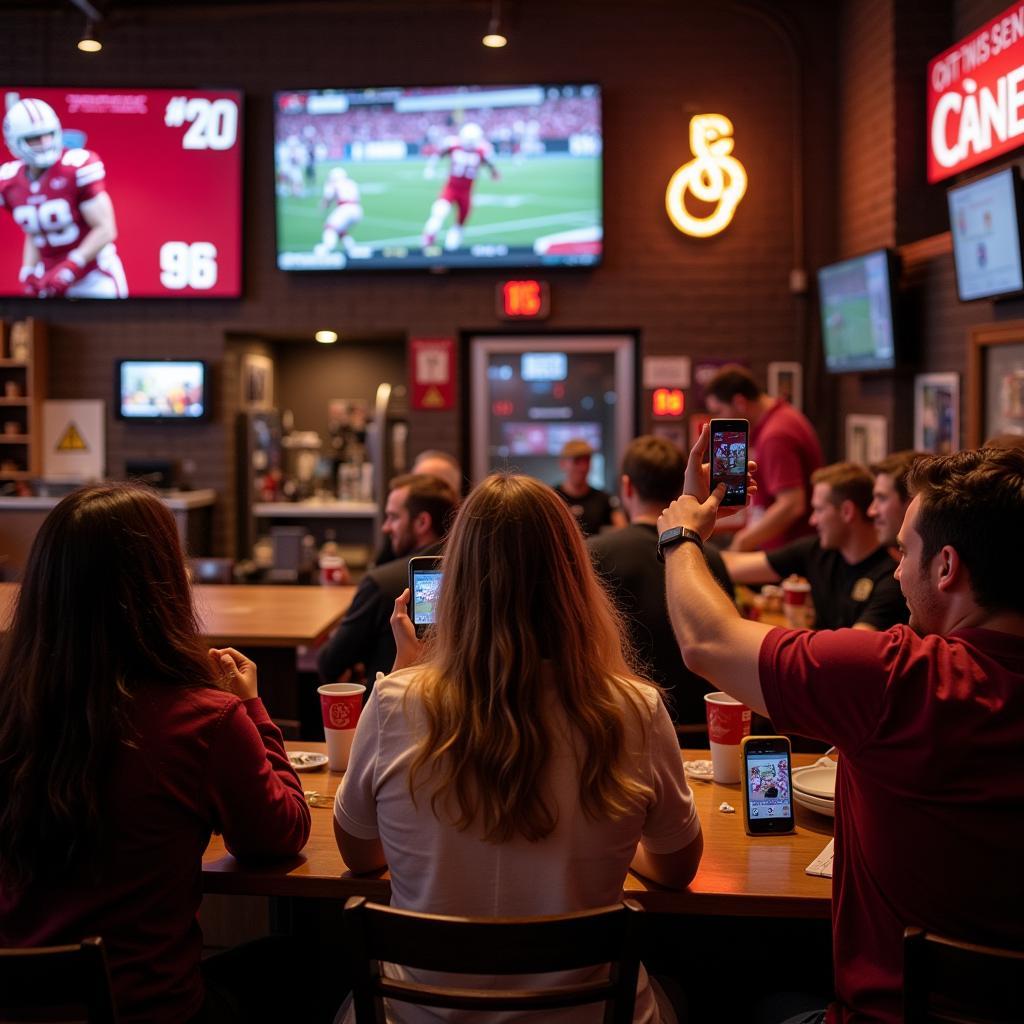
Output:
[
  {"xmin": 705, "ymin": 365, "xmax": 822, "ymax": 551},
  {"xmin": 658, "ymin": 434, "xmax": 1024, "ymax": 1024}
]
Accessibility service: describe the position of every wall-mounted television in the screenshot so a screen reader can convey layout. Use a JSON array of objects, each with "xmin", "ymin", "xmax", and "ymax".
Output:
[
  {"xmin": 116, "ymin": 360, "xmax": 208, "ymax": 421},
  {"xmin": 0, "ymin": 87, "xmax": 242, "ymax": 299},
  {"xmin": 817, "ymin": 249, "xmax": 898, "ymax": 373},
  {"xmin": 274, "ymin": 84, "xmax": 602, "ymax": 271},
  {"xmin": 948, "ymin": 166, "xmax": 1024, "ymax": 302}
]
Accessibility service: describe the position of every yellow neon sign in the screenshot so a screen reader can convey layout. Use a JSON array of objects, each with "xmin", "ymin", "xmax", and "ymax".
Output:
[{"xmin": 665, "ymin": 114, "xmax": 748, "ymax": 238}]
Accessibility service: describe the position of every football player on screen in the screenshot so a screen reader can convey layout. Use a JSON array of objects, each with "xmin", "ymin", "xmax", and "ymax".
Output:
[
  {"xmin": 0, "ymin": 96, "xmax": 128, "ymax": 299},
  {"xmin": 420, "ymin": 121, "xmax": 499, "ymax": 252},
  {"xmin": 314, "ymin": 167, "xmax": 363, "ymax": 265}
]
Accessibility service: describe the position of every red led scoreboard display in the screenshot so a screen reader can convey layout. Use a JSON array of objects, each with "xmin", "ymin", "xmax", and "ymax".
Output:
[{"xmin": 0, "ymin": 87, "xmax": 242, "ymax": 298}]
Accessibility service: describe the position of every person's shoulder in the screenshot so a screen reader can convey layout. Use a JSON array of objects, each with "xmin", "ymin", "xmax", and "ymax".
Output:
[
  {"xmin": 589, "ymin": 523, "xmax": 651, "ymax": 555},
  {"xmin": 132, "ymin": 681, "xmax": 242, "ymax": 735}
]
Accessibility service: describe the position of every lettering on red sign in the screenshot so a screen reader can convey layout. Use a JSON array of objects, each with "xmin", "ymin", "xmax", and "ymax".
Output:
[{"xmin": 652, "ymin": 388, "xmax": 685, "ymax": 418}]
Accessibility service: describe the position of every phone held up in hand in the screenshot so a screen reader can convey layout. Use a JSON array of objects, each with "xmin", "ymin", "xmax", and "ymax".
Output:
[
  {"xmin": 407, "ymin": 555, "xmax": 443, "ymax": 639},
  {"xmin": 708, "ymin": 418, "xmax": 749, "ymax": 507},
  {"xmin": 741, "ymin": 735, "xmax": 795, "ymax": 836}
]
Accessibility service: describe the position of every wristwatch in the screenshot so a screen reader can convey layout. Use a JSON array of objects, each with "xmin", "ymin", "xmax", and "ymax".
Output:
[{"xmin": 657, "ymin": 525, "xmax": 704, "ymax": 562}]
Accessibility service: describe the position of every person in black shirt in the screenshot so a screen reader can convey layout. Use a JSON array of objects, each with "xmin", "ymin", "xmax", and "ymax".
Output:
[
  {"xmin": 721, "ymin": 461, "xmax": 908, "ymax": 631},
  {"xmin": 553, "ymin": 438, "xmax": 626, "ymax": 537},
  {"xmin": 588, "ymin": 435, "xmax": 732, "ymax": 723}
]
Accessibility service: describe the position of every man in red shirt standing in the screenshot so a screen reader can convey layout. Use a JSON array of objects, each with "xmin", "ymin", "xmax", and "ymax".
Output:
[
  {"xmin": 658, "ymin": 435, "xmax": 1024, "ymax": 1024},
  {"xmin": 705, "ymin": 365, "xmax": 822, "ymax": 551}
]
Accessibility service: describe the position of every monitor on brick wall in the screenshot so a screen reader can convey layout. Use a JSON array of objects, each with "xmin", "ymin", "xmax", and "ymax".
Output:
[
  {"xmin": 0, "ymin": 87, "xmax": 243, "ymax": 299},
  {"xmin": 116, "ymin": 360, "xmax": 208, "ymax": 421},
  {"xmin": 817, "ymin": 248, "xmax": 899, "ymax": 374},
  {"xmin": 947, "ymin": 166, "xmax": 1024, "ymax": 302},
  {"xmin": 273, "ymin": 83, "xmax": 602, "ymax": 271}
]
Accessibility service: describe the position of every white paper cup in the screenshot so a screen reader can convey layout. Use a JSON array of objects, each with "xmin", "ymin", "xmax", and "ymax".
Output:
[
  {"xmin": 704, "ymin": 691, "xmax": 752, "ymax": 784},
  {"xmin": 317, "ymin": 682, "xmax": 365, "ymax": 771}
]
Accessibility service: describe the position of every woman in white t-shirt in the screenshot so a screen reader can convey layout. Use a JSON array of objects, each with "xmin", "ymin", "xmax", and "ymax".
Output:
[{"xmin": 334, "ymin": 473, "xmax": 703, "ymax": 1023}]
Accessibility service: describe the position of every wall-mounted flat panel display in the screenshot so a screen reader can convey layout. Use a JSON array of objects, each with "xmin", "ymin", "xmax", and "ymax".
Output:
[
  {"xmin": 469, "ymin": 335, "xmax": 635, "ymax": 493},
  {"xmin": 274, "ymin": 84, "xmax": 602, "ymax": 271},
  {"xmin": 817, "ymin": 249, "xmax": 898, "ymax": 374},
  {"xmin": 948, "ymin": 167, "xmax": 1024, "ymax": 302},
  {"xmin": 0, "ymin": 87, "xmax": 242, "ymax": 298},
  {"xmin": 117, "ymin": 360, "xmax": 208, "ymax": 421}
]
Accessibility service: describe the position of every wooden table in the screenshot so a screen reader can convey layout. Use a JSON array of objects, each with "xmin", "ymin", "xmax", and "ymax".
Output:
[
  {"xmin": 0, "ymin": 582, "xmax": 355, "ymax": 731},
  {"xmin": 203, "ymin": 745, "xmax": 833, "ymax": 919}
]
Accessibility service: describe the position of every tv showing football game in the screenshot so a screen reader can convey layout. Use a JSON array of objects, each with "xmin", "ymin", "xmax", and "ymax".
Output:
[
  {"xmin": 817, "ymin": 249, "xmax": 898, "ymax": 373},
  {"xmin": 948, "ymin": 167, "xmax": 1024, "ymax": 302},
  {"xmin": 117, "ymin": 360, "xmax": 208, "ymax": 421},
  {"xmin": 0, "ymin": 87, "xmax": 242, "ymax": 299},
  {"xmin": 273, "ymin": 84, "xmax": 602, "ymax": 270}
]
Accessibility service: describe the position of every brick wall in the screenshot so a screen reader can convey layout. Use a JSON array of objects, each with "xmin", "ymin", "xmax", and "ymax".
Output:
[{"xmin": 0, "ymin": 0, "xmax": 839, "ymax": 554}]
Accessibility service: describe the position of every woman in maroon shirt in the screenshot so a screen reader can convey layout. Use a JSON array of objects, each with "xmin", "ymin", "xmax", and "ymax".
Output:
[{"xmin": 0, "ymin": 484, "xmax": 311, "ymax": 1023}]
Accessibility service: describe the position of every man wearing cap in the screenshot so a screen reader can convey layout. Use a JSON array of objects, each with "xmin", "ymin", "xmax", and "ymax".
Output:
[{"xmin": 553, "ymin": 438, "xmax": 626, "ymax": 537}]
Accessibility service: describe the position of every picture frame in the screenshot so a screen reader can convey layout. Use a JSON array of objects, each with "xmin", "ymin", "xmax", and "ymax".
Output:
[
  {"xmin": 968, "ymin": 321, "xmax": 1024, "ymax": 446},
  {"xmin": 767, "ymin": 361, "xmax": 803, "ymax": 411},
  {"xmin": 914, "ymin": 372, "xmax": 960, "ymax": 454},
  {"xmin": 844, "ymin": 414, "xmax": 888, "ymax": 466},
  {"xmin": 240, "ymin": 353, "xmax": 274, "ymax": 410}
]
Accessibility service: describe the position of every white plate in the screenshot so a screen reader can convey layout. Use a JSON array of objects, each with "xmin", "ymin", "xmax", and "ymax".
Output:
[
  {"xmin": 683, "ymin": 759, "xmax": 715, "ymax": 782},
  {"xmin": 288, "ymin": 751, "xmax": 328, "ymax": 772},
  {"xmin": 793, "ymin": 789, "xmax": 835, "ymax": 817},
  {"xmin": 792, "ymin": 764, "xmax": 837, "ymax": 799}
]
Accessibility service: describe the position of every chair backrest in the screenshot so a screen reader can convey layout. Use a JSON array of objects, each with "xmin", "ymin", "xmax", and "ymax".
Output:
[
  {"xmin": 344, "ymin": 897, "xmax": 643, "ymax": 1024},
  {"xmin": 189, "ymin": 557, "xmax": 235, "ymax": 585},
  {"xmin": 0, "ymin": 936, "xmax": 119, "ymax": 1023},
  {"xmin": 904, "ymin": 926, "xmax": 1024, "ymax": 1024}
]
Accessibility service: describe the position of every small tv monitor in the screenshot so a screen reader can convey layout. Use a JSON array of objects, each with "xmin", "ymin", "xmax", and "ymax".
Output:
[
  {"xmin": 0, "ymin": 87, "xmax": 243, "ymax": 299},
  {"xmin": 817, "ymin": 249, "xmax": 898, "ymax": 373},
  {"xmin": 273, "ymin": 83, "xmax": 602, "ymax": 271},
  {"xmin": 947, "ymin": 166, "xmax": 1024, "ymax": 302},
  {"xmin": 117, "ymin": 360, "xmax": 208, "ymax": 421}
]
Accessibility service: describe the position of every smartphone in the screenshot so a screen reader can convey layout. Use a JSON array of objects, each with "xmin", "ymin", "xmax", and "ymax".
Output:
[
  {"xmin": 408, "ymin": 555, "xmax": 443, "ymax": 639},
  {"xmin": 742, "ymin": 735, "xmax": 795, "ymax": 835},
  {"xmin": 708, "ymin": 418, "xmax": 749, "ymax": 507}
]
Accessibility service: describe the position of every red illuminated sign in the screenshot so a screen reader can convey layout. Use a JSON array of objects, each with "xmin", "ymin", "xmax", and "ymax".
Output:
[
  {"xmin": 497, "ymin": 279, "xmax": 550, "ymax": 319},
  {"xmin": 652, "ymin": 388, "xmax": 685, "ymax": 418},
  {"xmin": 927, "ymin": 3, "xmax": 1024, "ymax": 182}
]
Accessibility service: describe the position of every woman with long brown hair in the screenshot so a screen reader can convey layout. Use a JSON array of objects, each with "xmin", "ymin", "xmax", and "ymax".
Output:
[
  {"xmin": 0, "ymin": 484, "xmax": 311, "ymax": 1023},
  {"xmin": 335, "ymin": 473, "xmax": 702, "ymax": 1022}
]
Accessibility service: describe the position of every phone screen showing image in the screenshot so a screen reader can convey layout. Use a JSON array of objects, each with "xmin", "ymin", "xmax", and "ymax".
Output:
[
  {"xmin": 411, "ymin": 570, "xmax": 443, "ymax": 628},
  {"xmin": 710, "ymin": 422, "xmax": 749, "ymax": 507},
  {"xmin": 746, "ymin": 753, "xmax": 792, "ymax": 822}
]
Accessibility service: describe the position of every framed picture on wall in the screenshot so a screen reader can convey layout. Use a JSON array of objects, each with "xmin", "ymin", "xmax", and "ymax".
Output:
[
  {"xmin": 767, "ymin": 361, "xmax": 803, "ymax": 411},
  {"xmin": 240, "ymin": 353, "xmax": 274, "ymax": 410},
  {"xmin": 914, "ymin": 373, "xmax": 960, "ymax": 454},
  {"xmin": 845, "ymin": 414, "xmax": 887, "ymax": 466},
  {"xmin": 968, "ymin": 321, "xmax": 1024, "ymax": 446}
]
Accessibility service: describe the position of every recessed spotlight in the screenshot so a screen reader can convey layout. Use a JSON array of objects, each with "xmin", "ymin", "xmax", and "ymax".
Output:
[
  {"xmin": 77, "ymin": 20, "xmax": 102, "ymax": 52},
  {"xmin": 315, "ymin": 330, "xmax": 338, "ymax": 344}
]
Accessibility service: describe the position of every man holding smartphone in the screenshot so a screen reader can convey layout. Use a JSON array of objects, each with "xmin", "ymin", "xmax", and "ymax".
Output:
[{"xmin": 658, "ymin": 432, "xmax": 1024, "ymax": 1024}]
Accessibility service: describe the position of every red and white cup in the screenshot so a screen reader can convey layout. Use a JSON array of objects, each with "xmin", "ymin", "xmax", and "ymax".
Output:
[
  {"xmin": 317, "ymin": 682, "xmax": 365, "ymax": 771},
  {"xmin": 782, "ymin": 576, "xmax": 814, "ymax": 628},
  {"xmin": 704, "ymin": 691, "xmax": 752, "ymax": 783},
  {"xmin": 319, "ymin": 555, "xmax": 348, "ymax": 586}
]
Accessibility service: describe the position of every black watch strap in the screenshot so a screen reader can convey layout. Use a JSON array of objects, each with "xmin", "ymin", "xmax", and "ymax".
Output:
[{"xmin": 657, "ymin": 526, "xmax": 704, "ymax": 562}]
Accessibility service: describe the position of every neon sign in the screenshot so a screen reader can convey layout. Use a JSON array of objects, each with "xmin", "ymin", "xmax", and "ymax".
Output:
[{"xmin": 665, "ymin": 114, "xmax": 748, "ymax": 238}]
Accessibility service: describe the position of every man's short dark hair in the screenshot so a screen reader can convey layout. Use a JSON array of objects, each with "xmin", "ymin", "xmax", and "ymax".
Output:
[
  {"xmin": 811, "ymin": 462, "xmax": 874, "ymax": 518},
  {"xmin": 869, "ymin": 450, "xmax": 925, "ymax": 503},
  {"xmin": 389, "ymin": 473, "xmax": 458, "ymax": 537},
  {"xmin": 705, "ymin": 364, "xmax": 762, "ymax": 404},
  {"xmin": 621, "ymin": 435, "xmax": 685, "ymax": 505},
  {"xmin": 908, "ymin": 448, "xmax": 1024, "ymax": 613}
]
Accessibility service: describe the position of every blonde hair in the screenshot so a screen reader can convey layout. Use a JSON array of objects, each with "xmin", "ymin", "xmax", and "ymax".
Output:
[{"xmin": 408, "ymin": 474, "xmax": 655, "ymax": 843}]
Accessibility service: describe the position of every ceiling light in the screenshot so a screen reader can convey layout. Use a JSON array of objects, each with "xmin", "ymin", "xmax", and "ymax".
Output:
[
  {"xmin": 482, "ymin": 0, "xmax": 507, "ymax": 47},
  {"xmin": 315, "ymin": 330, "xmax": 338, "ymax": 344},
  {"xmin": 77, "ymin": 19, "xmax": 102, "ymax": 52}
]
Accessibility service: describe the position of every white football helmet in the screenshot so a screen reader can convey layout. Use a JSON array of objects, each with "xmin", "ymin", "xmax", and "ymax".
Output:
[
  {"xmin": 3, "ymin": 98, "xmax": 63, "ymax": 169},
  {"xmin": 459, "ymin": 122, "xmax": 483, "ymax": 146},
  {"xmin": 328, "ymin": 167, "xmax": 349, "ymax": 182}
]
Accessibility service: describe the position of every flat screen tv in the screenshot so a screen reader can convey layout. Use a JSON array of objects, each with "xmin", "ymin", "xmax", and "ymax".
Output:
[
  {"xmin": 0, "ymin": 87, "xmax": 242, "ymax": 298},
  {"xmin": 117, "ymin": 360, "xmax": 208, "ymax": 421},
  {"xmin": 947, "ymin": 166, "xmax": 1024, "ymax": 302},
  {"xmin": 273, "ymin": 83, "xmax": 602, "ymax": 271},
  {"xmin": 817, "ymin": 249, "xmax": 898, "ymax": 373}
]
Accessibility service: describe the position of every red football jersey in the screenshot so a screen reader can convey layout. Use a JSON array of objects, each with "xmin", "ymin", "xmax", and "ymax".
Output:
[
  {"xmin": 442, "ymin": 141, "xmax": 492, "ymax": 193},
  {"xmin": 0, "ymin": 148, "xmax": 107, "ymax": 270}
]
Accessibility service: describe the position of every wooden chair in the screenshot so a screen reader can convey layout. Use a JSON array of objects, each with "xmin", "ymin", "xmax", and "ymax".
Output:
[
  {"xmin": 0, "ymin": 936, "xmax": 119, "ymax": 1023},
  {"xmin": 904, "ymin": 926, "xmax": 1024, "ymax": 1023},
  {"xmin": 344, "ymin": 897, "xmax": 643, "ymax": 1024}
]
